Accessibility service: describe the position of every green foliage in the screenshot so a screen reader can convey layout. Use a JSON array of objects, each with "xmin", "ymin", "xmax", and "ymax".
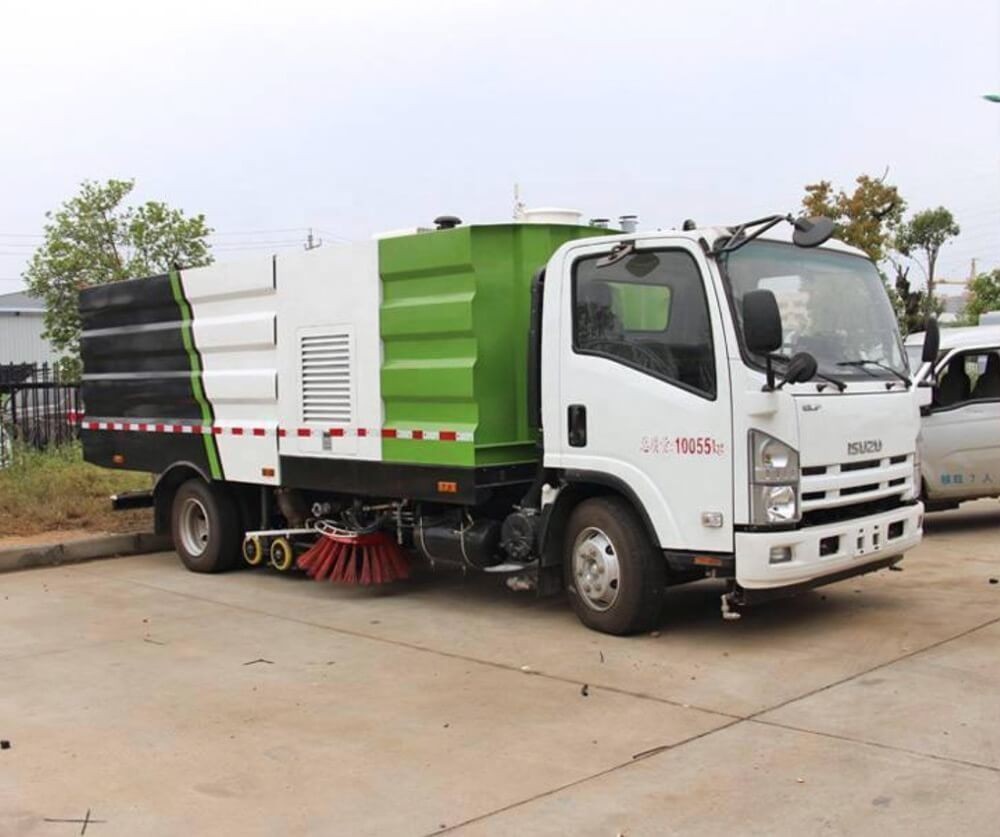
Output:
[
  {"xmin": 22, "ymin": 179, "xmax": 213, "ymax": 378},
  {"xmin": 0, "ymin": 443, "xmax": 150, "ymax": 537},
  {"xmin": 895, "ymin": 207, "xmax": 960, "ymax": 317},
  {"xmin": 802, "ymin": 174, "xmax": 905, "ymax": 263},
  {"xmin": 963, "ymin": 269, "xmax": 1000, "ymax": 324}
]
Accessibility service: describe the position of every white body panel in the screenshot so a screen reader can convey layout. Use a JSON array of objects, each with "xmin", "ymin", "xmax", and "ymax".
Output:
[
  {"xmin": 275, "ymin": 242, "xmax": 384, "ymax": 463},
  {"xmin": 184, "ymin": 258, "xmax": 280, "ymax": 485}
]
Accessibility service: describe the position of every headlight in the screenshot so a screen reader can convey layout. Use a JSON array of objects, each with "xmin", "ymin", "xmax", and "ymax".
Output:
[
  {"xmin": 753, "ymin": 485, "xmax": 798, "ymax": 523},
  {"xmin": 749, "ymin": 430, "xmax": 800, "ymax": 525}
]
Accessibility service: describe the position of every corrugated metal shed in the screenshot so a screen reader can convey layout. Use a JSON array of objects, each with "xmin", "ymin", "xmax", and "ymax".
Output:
[{"xmin": 0, "ymin": 291, "xmax": 58, "ymax": 365}]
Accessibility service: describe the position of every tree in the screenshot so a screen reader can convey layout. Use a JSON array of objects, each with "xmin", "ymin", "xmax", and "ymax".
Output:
[
  {"xmin": 802, "ymin": 174, "xmax": 906, "ymax": 263},
  {"xmin": 895, "ymin": 207, "xmax": 960, "ymax": 318},
  {"xmin": 23, "ymin": 179, "xmax": 213, "ymax": 378},
  {"xmin": 891, "ymin": 261, "xmax": 943, "ymax": 335},
  {"xmin": 963, "ymin": 269, "xmax": 1000, "ymax": 324}
]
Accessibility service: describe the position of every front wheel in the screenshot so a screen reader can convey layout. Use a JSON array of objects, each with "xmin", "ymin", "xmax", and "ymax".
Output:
[
  {"xmin": 171, "ymin": 479, "xmax": 242, "ymax": 573},
  {"xmin": 564, "ymin": 496, "xmax": 666, "ymax": 635}
]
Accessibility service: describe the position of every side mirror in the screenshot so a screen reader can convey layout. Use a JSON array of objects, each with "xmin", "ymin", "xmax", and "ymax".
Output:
[
  {"xmin": 921, "ymin": 318, "xmax": 940, "ymax": 364},
  {"xmin": 742, "ymin": 290, "xmax": 783, "ymax": 354},
  {"xmin": 778, "ymin": 352, "xmax": 818, "ymax": 388},
  {"xmin": 743, "ymin": 290, "xmax": 783, "ymax": 391},
  {"xmin": 792, "ymin": 216, "xmax": 836, "ymax": 248}
]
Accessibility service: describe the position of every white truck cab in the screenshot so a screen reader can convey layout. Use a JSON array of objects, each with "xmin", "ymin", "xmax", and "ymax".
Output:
[
  {"xmin": 541, "ymin": 215, "xmax": 925, "ymax": 623},
  {"xmin": 906, "ymin": 324, "xmax": 1000, "ymax": 509}
]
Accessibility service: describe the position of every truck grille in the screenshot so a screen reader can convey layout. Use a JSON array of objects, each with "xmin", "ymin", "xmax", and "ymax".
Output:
[
  {"xmin": 800, "ymin": 453, "xmax": 913, "ymax": 513},
  {"xmin": 300, "ymin": 332, "xmax": 353, "ymax": 424}
]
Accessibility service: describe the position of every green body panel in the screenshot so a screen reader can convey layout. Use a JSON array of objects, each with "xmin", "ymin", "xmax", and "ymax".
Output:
[{"xmin": 379, "ymin": 223, "xmax": 612, "ymax": 467}]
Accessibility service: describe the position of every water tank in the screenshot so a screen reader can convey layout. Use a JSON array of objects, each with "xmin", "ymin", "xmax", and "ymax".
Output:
[{"xmin": 519, "ymin": 207, "xmax": 584, "ymax": 225}]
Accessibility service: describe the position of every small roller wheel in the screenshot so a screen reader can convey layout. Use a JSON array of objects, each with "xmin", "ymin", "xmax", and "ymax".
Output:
[
  {"xmin": 242, "ymin": 536, "xmax": 266, "ymax": 567},
  {"xmin": 269, "ymin": 537, "xmax": 295, "ymax": 572}
]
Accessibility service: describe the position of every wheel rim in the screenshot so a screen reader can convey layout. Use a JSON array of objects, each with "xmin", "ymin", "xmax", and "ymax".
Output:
[
  {"xmin": 178, "ymin": 497, "xmax": 211, "ymax": 558},
  {"xmin": 243, "ymin": 536, "xmax": 264, "ymax": 566},
  {"xmin": 270, "ymin": 538, "xmax": 294, "ymax": 572},
  {"xmin": 572, "ymin": 526, "xmax": 621, "ymax": 612}
]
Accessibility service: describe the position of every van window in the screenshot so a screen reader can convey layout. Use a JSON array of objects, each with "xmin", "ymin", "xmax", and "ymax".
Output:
[
  {"xmin": 934, "ymin": 350, "xmax": 1000, "ymax": 408},
  {"xmin": 573, "ymin": 249, "xmax": 715, "ymax": 398}
]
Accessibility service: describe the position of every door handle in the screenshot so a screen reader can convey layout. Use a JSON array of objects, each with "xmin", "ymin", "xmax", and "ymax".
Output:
[{"xmin": 568, "ymin": 404, "xmax": 587, "ymax": 447}]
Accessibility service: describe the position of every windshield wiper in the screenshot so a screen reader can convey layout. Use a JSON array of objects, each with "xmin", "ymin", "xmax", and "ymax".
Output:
[
  {"xmin": 837, "ymin": 359, "xmax": 911, "ymax": 388},
  {"xmin": 773, "ymin": 353, "xmax": 847, "ymax": 391}
]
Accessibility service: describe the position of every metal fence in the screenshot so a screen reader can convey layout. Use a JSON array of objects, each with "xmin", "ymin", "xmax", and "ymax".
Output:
[{"xmin": 0, "ymin": 362, "xmax": 81, "ymax": 467}]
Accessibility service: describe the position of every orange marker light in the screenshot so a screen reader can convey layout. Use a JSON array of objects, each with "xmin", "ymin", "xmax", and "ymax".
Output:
[
  {"xmin": 693, "ymin": 555, "xmax": 724, "ymax": 567},
  {"xmin": 112, "ymin": 454, "xmax": 125, "ymax": 465},
  {"xmin": 437, "ymin": 481, "xmax": 458, "ymax": 494},
  {"xmin": 261, "ymin": 467, "xmax": 275, "ymax": 478}
]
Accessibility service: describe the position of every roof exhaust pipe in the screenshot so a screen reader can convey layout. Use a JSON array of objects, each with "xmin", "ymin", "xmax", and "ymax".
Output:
[{"xmin": 619, "ymin": 214, "xmax": 638, "ymax": 234}]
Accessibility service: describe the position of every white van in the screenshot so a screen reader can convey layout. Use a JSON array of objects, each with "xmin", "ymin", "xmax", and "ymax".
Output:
[{"xmin": 906, "ymin": 325, "xmax": 1000, "ymax": 509}]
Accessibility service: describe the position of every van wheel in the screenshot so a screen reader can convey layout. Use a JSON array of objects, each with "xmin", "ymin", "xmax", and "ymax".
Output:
[
  {"xmin": 564, "ymin": 496, "xmax": 666, "ymax": 635},
  {"xmin": 171, "ymin": 479, "xmax": 242, "ymax": 573}
]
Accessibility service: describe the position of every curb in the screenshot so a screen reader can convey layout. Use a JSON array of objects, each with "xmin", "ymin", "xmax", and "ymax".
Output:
[{"xmin": 0, "ymin": 533, "xmax": 173, "ymax": 574}]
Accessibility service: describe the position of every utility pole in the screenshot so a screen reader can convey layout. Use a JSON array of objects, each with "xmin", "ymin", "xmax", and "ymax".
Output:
[
  {"xmin": 304, "ymin": 228, "xmax": 322, "ymax": 250},
  {"xmin": 970, "ymin": 257, "xmax": 977, "ymax": 283}
]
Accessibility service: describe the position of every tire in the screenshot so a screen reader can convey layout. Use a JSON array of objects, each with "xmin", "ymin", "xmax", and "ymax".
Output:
[
  {"xmin": 171, "ymin": 478, "xmax": 243, "ymax": 573},
  {"xmin": 564, "ymin": 496, "xmax": 666, "ymax": 635}
]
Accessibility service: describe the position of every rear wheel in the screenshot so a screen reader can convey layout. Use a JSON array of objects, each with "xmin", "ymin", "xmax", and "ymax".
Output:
[
  {"xmin": 564, "ymin": 496, "xmax": 666, "ymax": 635},
  {"xmin": 171, "ymin": 478, "xmax": 242, "ymax": 573}
]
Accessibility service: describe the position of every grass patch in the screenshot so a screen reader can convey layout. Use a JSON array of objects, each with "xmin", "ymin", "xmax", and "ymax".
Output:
[{"xmin": 0, "ymin": 443, "xmax": 153, "ymax": 537}]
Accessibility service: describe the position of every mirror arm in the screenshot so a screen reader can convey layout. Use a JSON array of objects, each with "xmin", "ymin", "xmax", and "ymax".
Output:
[
  {"xmin": 712, "ymin": 215, "xmax": 790, "ymax": 256},
  {"xmin": 761, "ymin": 355, "xmax": 776, "ymax": 392}
]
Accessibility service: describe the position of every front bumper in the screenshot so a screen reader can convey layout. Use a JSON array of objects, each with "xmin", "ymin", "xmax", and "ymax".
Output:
[{"xmin": 735, "ymin": 501, "xmax": 923, "ymax": 590}]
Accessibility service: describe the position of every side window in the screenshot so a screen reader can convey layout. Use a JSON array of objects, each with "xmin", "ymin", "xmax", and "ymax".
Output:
[
  {"xmin": 933, "ymin": 350, "xmax": 1000, "ymax": 408},
  {"xmin": 573, "ymin": 249, "xmax": 716, "ymax": 398},
  {"xmin": 970, "ymin": 350, "xmax": 1000, "ymax": 401}
]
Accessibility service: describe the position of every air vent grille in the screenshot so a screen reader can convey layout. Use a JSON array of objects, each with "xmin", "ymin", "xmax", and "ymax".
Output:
[{"xmin": 300, "ymin": 332, "xmax": 352, "ymax": 424}]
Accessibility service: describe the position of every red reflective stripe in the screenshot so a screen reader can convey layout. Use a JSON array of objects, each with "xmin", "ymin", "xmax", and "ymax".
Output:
[
  {"xmin": 191, "ymin": 425, "xmax": 203, "ymax": 435},
  {"xmin": 253, "ymin": 428, "xmax": 266, "ymax": 437},
  {"xmin": 278, "ymin": 428, "xmax": 287, "ymax": 438},
  {"xmin": 439, "ymin": 431, "xmax": 458, "ymax": 441},
  {"xmin": 212, "ymin": 426, "xmax": 224, "ymax": 435},
  {"xmin": 155, "ymin": 424, "xmax": 165, "ymax": 433},
  {"xmin": 231, "ymin": 427, "xmax": 244, "ymax": 436},
  {"xmin": 411, "ymin": 429, "xmax": 424, "ymax": 440},
  {"xmin": 357, "ymin": 428, "xmax": 368, "ymax": 437},
  {"xmin": 329, "ymin": 427, "xmax": 344, "ymax": 437},
  {"xmin": 172, "ymin": 424, "xmax": 184, "ymax": 434},
  {"xmin": 381, "ymin": 428, "xmax": 397, "ymax": 439},
  {"xmin": 138, "ymin": 423, "xmax": 148, "ymax": 432},
  {"xmin": 297, "ymin": 428, "xmax": 311, "ymax": 437}
]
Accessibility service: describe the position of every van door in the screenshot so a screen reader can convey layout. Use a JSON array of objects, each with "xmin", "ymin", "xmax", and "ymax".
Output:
[
  {"xmin": 921, "ymin": 348, "xmax": 1000, "ymax": 500},
  {"xmin": 549, "ymin": 240, "xmax": 734, "ymax": 552}
]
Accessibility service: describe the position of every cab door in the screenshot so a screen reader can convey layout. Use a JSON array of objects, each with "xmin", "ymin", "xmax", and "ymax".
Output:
[
  {"xmin": 921, "ymin": 347, "xmax": 1000, "ymax": 500},
  {"xmin": 545, "ymin": 239, "xmax": 734, "ymax": 552}
]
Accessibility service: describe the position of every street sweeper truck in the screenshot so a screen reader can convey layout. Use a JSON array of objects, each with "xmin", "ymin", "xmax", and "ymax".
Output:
[{"xmin": 78, "ymin": 211, "xmax": 935, "ymax": 634}]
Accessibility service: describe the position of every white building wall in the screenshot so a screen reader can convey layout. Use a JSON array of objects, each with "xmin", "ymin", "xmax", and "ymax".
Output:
[{"xmin": 0, "ymin": 312, "xmax": 58, "ymax": 365}]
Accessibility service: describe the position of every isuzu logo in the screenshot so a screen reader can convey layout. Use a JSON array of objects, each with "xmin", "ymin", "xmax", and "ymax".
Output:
[{"xmin": 847, "ymin": 439, "xmax": 883, "ymax": 456}]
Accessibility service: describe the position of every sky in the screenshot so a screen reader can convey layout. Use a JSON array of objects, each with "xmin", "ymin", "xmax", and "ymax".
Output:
[{"xmin": 0, "ymin": 0, "xmax": 998, "ymax": 297}]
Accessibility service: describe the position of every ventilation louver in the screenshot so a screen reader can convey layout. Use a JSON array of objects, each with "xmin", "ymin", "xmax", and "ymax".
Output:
[{"xmin": 300, "ymin": 332, "xmax": 352, "ymax": 425}]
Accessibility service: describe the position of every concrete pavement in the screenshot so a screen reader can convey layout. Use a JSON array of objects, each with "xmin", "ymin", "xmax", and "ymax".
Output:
[{"xmin": 1, "ymin": 500, "xmax": 998, "ymax": 835}]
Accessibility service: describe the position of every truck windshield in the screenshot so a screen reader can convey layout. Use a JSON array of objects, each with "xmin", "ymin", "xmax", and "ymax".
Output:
[{"xmin": 722, "ymin": 241, "xmax": 908, "ymax": 379}]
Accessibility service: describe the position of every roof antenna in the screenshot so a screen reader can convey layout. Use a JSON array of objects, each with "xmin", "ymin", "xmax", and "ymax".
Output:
[{"xmin": 513, "ymin": 183, "xmax": 526, "ymax": 220}]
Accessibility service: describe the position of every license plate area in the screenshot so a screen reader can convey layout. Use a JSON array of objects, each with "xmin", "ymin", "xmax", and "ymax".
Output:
[{"xmin": 852, "ymin": 523, "xmax": 884, "ymax": 557}]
